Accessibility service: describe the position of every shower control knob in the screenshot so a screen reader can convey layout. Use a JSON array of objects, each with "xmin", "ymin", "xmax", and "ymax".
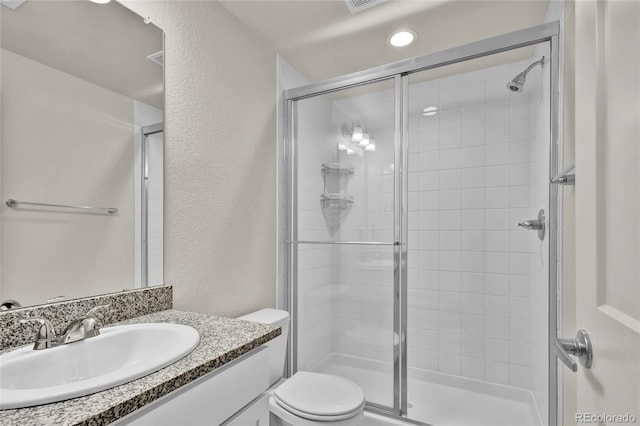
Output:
[
  {"xmin": 517, "ymin": 209, "xmax": 545, "ymax": 241},
  {"xmin": 518, "ymin": 220, "xmax": 544, "ymax": 230}
]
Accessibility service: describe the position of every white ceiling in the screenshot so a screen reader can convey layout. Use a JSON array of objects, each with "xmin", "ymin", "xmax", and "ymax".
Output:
[
  {"xmin": 1, "ymin": 1, "xmax": 549, "ymax": 108},
  {"xmin": 220, "ymin": 0, "xmax": 550, "ymax": 83},
  {"xmin": 1, "ymin": 0, "xmax": 163, "ymax": 108}
]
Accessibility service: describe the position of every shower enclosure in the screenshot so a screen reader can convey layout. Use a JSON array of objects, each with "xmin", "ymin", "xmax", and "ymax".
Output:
[{"xmin": 281, "ymin": 22, "xmax": 561, "ymax": 426}]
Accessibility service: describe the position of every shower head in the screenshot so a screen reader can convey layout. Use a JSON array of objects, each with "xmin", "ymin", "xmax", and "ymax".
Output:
[
  {"xmin": 507, "ymin": 72, "xmax": 527, "ymax": 92},
  {"xmin": 507, "ymin": 56, "xmax": 545, "ymax": 93}
]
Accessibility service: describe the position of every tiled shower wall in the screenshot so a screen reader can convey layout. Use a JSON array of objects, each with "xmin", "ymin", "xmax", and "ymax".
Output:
[
  {"xmin": 293, "ymin": 93, "xmax": 336, "ymax": 372},
  {"xmin": 277, "ymin": 56, "xmax": 335, "ymax": 372},
  {"xmin": 330, "ymin": 88, "xmax": 397, "ymax": 367},
  {"xmin": 317, "ymin": 57, "xmax": 549, "ymax": 391},
  {"xmin": 405, "ymin": 58, "xmax": 547, "ymax": 389}
]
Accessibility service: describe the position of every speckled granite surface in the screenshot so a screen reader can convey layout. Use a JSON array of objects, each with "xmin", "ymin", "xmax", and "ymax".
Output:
[
  {"xmin": 0, "ymin": 286, "xmax": 173, "ymax": 350},
  {"xmin": 0, "ymin": 309, "xmax": 281, "ymax": 426}
]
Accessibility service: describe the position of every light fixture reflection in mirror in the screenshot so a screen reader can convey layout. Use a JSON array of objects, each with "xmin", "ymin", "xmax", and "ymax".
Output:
[
  {"xmin": 0, "ymin": 0, "xmax": 164, "ymax": 309},
  {"xmin": 351, "ymin": 126, "xmax": 363, "ymax": 141}
]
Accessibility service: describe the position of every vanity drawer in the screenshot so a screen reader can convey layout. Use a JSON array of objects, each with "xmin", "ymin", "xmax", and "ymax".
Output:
[
  {"xmin": 115, "ymin": 347, "xmax": 269, "ymax": 425},
  {"xmin": 222, "ymin": 394, "xmax": 269, "ymax": 426}
]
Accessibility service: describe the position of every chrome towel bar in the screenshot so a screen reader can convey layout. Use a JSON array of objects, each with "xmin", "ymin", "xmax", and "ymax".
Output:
[
  {"xmin": 285, "ymin": 240, "xmax": 400, "ymax": 246},
  {"xmin": 5, "ymin": 198, "xmax": 118, "ymax": 214}
]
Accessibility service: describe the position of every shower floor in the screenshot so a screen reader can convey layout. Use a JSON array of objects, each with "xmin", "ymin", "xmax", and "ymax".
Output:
[{"xmin": 315, "ymin": 354, "xmax": 542, "ymax": 426}]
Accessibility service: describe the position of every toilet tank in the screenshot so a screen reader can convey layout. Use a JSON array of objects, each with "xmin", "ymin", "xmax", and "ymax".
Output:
[{"xmin": 237, "ymin": 308, "xmax": 290, "ymax": 386}]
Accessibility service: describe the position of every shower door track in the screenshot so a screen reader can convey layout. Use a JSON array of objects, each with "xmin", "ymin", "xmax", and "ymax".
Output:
[{"xmin": 284, "ymin": 20, "xmax": 561, "ymax": 426}]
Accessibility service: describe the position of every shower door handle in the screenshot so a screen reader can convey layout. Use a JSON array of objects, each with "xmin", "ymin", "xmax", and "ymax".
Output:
[{"xmin": 554, "ymin": 330, "xmax": 593, "ymax": 372}]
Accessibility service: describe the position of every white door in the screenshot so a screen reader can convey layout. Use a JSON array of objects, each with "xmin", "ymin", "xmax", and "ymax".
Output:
[{"xmin": 574, "ymin": 0, "xmax": 640, "ymax": 424}]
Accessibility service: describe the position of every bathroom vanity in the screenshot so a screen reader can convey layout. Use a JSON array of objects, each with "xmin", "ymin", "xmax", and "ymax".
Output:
[{"xmin": 0, "ymin": 309, "xmax": 281, "ymax": 425}]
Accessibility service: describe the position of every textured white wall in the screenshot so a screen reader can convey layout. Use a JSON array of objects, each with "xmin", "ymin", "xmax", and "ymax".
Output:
[{"xmin": 121, "ymin": 1, "xmax": 277, "ymax": 316}]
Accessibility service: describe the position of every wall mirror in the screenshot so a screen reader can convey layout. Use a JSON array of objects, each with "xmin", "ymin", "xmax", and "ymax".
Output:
[{"xmin": 0, "ymin": 0, "xmax": 164, "ymax": 309}]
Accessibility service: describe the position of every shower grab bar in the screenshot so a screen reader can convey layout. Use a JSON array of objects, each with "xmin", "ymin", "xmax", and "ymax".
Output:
[
  {"xmin": 285, "ymin": 240, "xmax": 400, "ymax": 246},
  {"xmin": 551, "ymin": 163, "xmax": 575, "ymax": 185},
  {"xmin": 5, "ymin": 198, "xmax": 118, "ymax": 214}
]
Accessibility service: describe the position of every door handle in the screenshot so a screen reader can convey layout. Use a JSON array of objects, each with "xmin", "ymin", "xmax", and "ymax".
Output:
[{"xmin": 554, "ymin": 329, "xmax": 593, "ymax": 372}]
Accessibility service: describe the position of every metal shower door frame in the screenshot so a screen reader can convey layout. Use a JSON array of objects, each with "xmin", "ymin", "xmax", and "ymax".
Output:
[{"xmin": 283, "ymin": 21, "xmax": 561, "ymax": 424}]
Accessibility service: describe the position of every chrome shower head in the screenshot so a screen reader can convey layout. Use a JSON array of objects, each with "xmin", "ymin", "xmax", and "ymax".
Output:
[
  {"xmin": 507, "ymin": 56, "xmax": 545, "ymax": 93},
  {"xmin": 507, "ymin": 72, "xmax": 527, "ymax": 92}
]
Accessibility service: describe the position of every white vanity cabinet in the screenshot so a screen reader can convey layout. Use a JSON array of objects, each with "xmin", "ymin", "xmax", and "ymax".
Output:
[
  {"xmin": 223, "ymin": 394, "xmax": 269, "ymax": 425},
  {"xmin": 114, "ymin": 347, "xmax": 270, "ymax": 426}
]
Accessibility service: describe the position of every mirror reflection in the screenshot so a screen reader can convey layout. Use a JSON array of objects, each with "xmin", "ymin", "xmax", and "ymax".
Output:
[{"xmin": 0, "ymin": 0, "xmax": 164, "ymax": 309}]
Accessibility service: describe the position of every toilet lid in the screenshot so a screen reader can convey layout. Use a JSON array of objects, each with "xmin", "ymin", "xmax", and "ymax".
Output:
[{"xmin": 273, "ymin": 372, "xmax": 365, "ymax": 418}]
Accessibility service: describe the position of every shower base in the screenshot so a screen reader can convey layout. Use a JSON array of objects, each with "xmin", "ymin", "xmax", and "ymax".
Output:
[{"xmin": 314, "ymin": 353, "xmax": 542, "ymax": 426}]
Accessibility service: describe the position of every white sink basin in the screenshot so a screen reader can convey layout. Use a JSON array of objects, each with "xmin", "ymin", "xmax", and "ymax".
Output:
[{"xmin": 0, "ymin": 323, "xmax": 200, "ymax": 410}]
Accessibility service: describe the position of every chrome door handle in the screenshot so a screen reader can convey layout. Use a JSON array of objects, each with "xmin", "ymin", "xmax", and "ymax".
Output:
[{"xmin": 555, "ymin": 329, "xmax": 593, "ymax": 372}]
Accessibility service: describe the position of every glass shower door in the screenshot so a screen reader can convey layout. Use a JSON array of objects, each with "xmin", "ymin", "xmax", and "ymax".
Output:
[
  {"xmin": 283, "ymin": 22, "xmax": 560, "ymax": 426},
  {"xmin": 288, "ymin": 78, "xmax": 401, "ymax": 412},
  {"xmin": 404, "ymin": 44, "xmax": 552, "ymax": 425}
]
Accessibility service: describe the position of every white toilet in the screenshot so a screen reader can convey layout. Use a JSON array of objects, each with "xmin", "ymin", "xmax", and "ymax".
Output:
[{"xmin": 238, "ymin": 309, "xmax": 365, "ymax": 426}]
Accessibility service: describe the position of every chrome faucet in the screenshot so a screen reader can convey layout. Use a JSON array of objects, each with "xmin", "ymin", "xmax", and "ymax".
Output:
[
  {"xmin": 59, "ymin": 304, "xmax": 111, "ymax": 344},
  {"xmin": 20, "ymin": 304, "xmax": 111, "ymax": 350}
]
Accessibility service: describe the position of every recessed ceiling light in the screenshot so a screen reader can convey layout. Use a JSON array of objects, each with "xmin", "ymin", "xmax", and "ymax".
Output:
[
  {"xmin": 89, "ymin": 0, "xmax": 111, "ymax": 4},
  {"xmin": 389, "ymin": 30, "xmax": 416, "ymax": 47}
]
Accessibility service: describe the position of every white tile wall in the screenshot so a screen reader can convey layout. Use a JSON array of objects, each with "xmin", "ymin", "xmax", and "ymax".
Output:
[
  {"xmin": 406, "ymin": 57, "xmax": 548, "ymax": 391},
  {"xmin": 293, "ymin": 91, "xmax": 336, "ymax": 371}
]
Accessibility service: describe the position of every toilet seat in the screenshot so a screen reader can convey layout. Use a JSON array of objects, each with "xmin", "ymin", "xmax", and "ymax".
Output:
[
  {"xmin": 269, "ymin": 395, "xmax": 364, "ymax": 426},
  {"xmin": 273, "ymin": 396, "xmax": 363, "ymax": 421},
  {"xmin": 272, "ymin": 372, "xmax": 365, "ymax": 422}
]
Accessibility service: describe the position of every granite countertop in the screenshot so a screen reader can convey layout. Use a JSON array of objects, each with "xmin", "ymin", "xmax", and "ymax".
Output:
[{"xmin": 0, "ymin": 309, "xmax": 281, "ymax": 426}]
